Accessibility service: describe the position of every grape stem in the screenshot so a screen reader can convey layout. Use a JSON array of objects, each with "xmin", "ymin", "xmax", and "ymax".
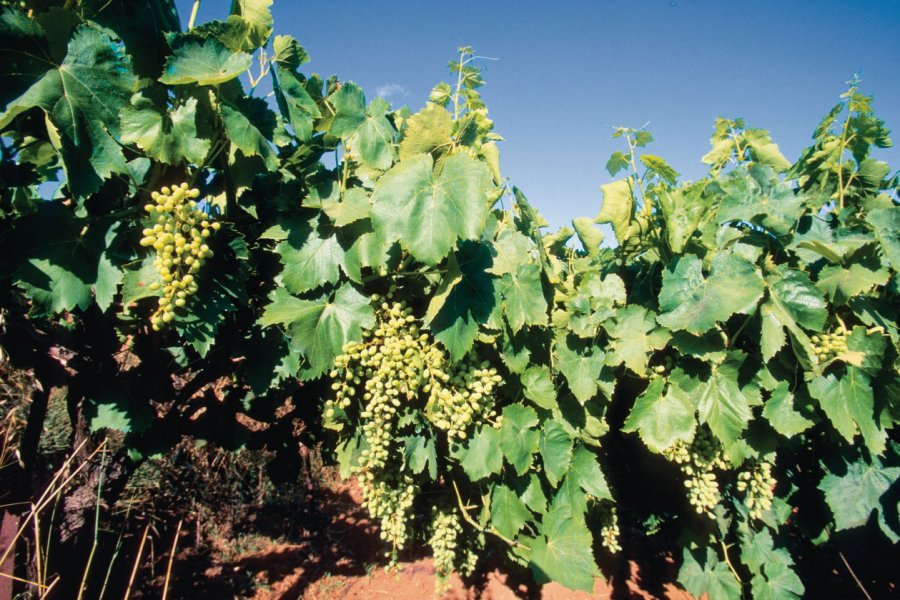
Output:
[
  {"xmin": 719, "ymin": 539, "xmax": 742, "ymax": 586},
  {"xmin": 452, "ymin": 480, "xmax": 530, "ymax": 551}
]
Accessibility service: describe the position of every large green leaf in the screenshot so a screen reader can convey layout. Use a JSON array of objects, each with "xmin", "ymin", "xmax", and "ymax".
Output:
[
  {"xmin": 454, "ymin": 425, "xmax": 503, "ymax": 481},
  {"xmin": 276, "ymin": 219, "xmax": 346, "ymax": 294},
  {"xmin": 808, "ymin": 368, "xmax": 885, "ymax": 454},
  {"xmin": 273, "ymin": 65, "xmax": 320, "ymax": 141},
  {"xmin": 499, "ymin": 404, "xmax": 540, "ymax": 475},
  {"xmin": 671, "ymin": 356, "xmax": 752, "ymax": 447},
  {"xmin": 426, "ymin": 241, "xmax": 495, "ymax": 360},
  {"xmin": 350, "ymin": 97, "xmax": 396, "ymax": 170},
  {"xmin": 678, "ymin": 547, "xmax": 742, "ymax": 600},
  {"xmin": 491, "ymin": 484, "xmax": 532, "ymax": 539},
  {"xmin": 539, "ymin": 420, "xmax": 574, "ymax": 486},
  {"xmin": 498, "ymin": 262, "xmax": 548, "ymax": 333},
  {"xmin": 229, "ymin": 0, "xmax": 273, "ymax": 51},
  {"xmin": 371, "ymin": 152, "xmax": 491, "ymax": 265},
  {"xmin": 529, "ymin": 507, "xmax": 598, "ymax": 592},
  {"xmin": 159, "ymin": 36, "xmax": 251, "ymax": 85},
  {"xmin": 817, "ymin": 259, "xmax": 890, "ymax": 305},
  {"xmin": 760, "ymin": 267, "xmax": 828, "ymax": 361},
  {"xmin": 750, "ymin": 562, "xmax": 804, "ymax": 600},
  {"xmin": 819, "ymin": 454, "xmax": 900, "ymax": 532},
  {"xmin": 567, "ymin": 446, "xmax": 612, "ymax": 500},
  {"xmin": 867, "ymin": 207, "xmax": 900, "ymax": 270},
  {"xmin": 762, "ymin": 382, "xmax": 814, "ymax": 437},
  {"xmin": 594, "ymin": 179, "xmax": 634, "ymax": 245},
  {"xmin": 520, "ymin": 366, "xmax": 557, "ymax": 410},
  {"xmin": 623, "ymin": 377, "xmax": 696, "ymax": 453},
  {"xmin": 120, "ymin": 95, "xmax": 211, "ymax": 165},
  {"xmin": 0, "ymin": 23, "xmax": 135, "ymax": 199},
  {"xmin": 555, "ymin": 343, "xmax": 605, "ymax": 404},
  {"xmin": 398, "ymin": 103, "xmax": 453, "ymax": 160},
  {"xmin": 0, "ymin": 7, "xmax": 53, "ymax": 107},
  {"xmin": 328, "ymin": 82, "xmax": 366, "ymax": 139},
  {"xmin": 657, "ymin": 254, "xmax": 764, "ymax": 334},
  {"xmin": 259, "ymin": 284, "xmax": 374, "ymax": 380},
  {"xmin": 605, "ymin": 305, "xmax": 670, "ymax": 376},
  {"xmin": 658, "ymin": 183, "xmax": 709, "ymax": 253},
  {"xmin": 220, "ymin": 95, "xmax": 278, "ymax": 171},
  {"xmin": 716, "ymin": 168, "xmax": 806, "ymax": 236}
]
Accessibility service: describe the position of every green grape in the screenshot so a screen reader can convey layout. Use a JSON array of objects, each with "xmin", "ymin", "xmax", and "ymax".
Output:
[
  {"xmin": 598, "ymin": 504, "xmax": 622, "ymax": 553},
  {"xmin": 140, "ymin": 183, "xmax": 220, "ymax": 330},
  {"xmin": 429, "ymin": 507, "xmax": 464, "ymax": 594},
  {"xmin": 663, "ymin": 428, "xmax": 727, "ymax": 519},
  {"xmin": 810, "ymin": 328, "xmax": 849, "ymax": 363},
  {"xmin": 736, "ymin": 459, "xmax": 776, "ymax": 520}
]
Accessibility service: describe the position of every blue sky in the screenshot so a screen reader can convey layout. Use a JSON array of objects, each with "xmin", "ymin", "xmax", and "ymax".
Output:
[{"xmin": 178, "ymin": 0, "xmax": 900, "ymax": 232}]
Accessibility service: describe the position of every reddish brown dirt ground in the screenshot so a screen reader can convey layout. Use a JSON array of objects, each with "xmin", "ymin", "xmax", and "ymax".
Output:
[{"xmin": 151, "ymin": 476, "xmax": 691, "ymax": 599}]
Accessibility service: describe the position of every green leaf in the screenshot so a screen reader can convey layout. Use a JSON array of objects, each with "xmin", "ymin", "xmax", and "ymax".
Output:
[
  {"xmin": 567, "ymin": 446, "xmax": 612, "ymax": 500},
  {"xmin": 491, "ymin": 229, "xmax": 534, "ymax": 277},
  {"xmin": 1, "ymin": 23, "xmax": 136, "ymax": 199},
  {"xmin": 272, "ymin": 34, "xmax": 309, "ymax": 69},
  {"xmin": 671, "ymin": 356, "xmax": 752, "ymax": 447},
  {"xmin": 762, "ymin": 381, "xmax": 814, "ymax": 437},
  {"xmin": 808, "ymin": 368, "xmax": 885, "ymax": 454},
  {"xmin": 455, "ymin": 425, "xmax": 503, "ymax": 481},
  {"xmin": 520, "ymin": 366, "xmax": 557, "ymax": 410},
  {"xmin": 817, "ymin": 259, "xmax": 890, "ymax": 305},
  {"xmin": 273, "ymin": 65, "xmax": 320, "ymax": 141},
  {"xmin": 229, "ymin": 0, "xmax": 273, "ymax": 50},
  {"xmin": 321, "ymin": 187, "xmax": 371, "ymax": 228},
  {"xmin": 678, "ymin": 547, "xmax": 742, "ymax": 600},
  {"xmin": 371, "ymin": 152, "xmax": 491, "ymax": 265},
  {"xmin": 159, "ymin": 36, "xmax": 251, "ymax": 85},
  {"xmin": 0, "ymin": 7, "xmax": 52, "ymax": 108},
  {"xmin": 867, "ymin": 207, "xmax": 900, "ymax": 270},
  {"xmin": 529, "ymin": 508, "xmax": 598, "ymax": 592},
  {"xmin": 351, "ymin": 97, "xmax": 396, "ymax": 170},
  {"xmin": 572, "ymin": 217, "xmax": 604, "ymax": 255},
  {"xmin": 276, "ymin": 219, "xmax": 346, "ymax": 294},
  {"xmin": 500, "ymin": 404, "xmax": 540, "ymax": 475},
  {"xmin": 540, "ymin": 420, "xmax": 574, "ymax": 486},
  {"xmin": 605, "ymin": 305, "xmax": 670, "ymax": 376},
  {"xmin": 657, "ymin": 184, "xmax": 709, "ymax": 254},
  {"xmin": 426, "ymin": 241, "xmax": 495, "ymax": 360},
  {"xmin": 594, "ymin": 179, "xmax": 634, "ymax": 245},
  {"xmin": 402, "ymin": 434, "xmax": 437, "ymax": 478},
  {"xmin": 760, "ymin": 267, "xmax": 828, "ymax": 361},
  {"xmin": 328, "ymin": 82, "xmax": 366, "ymax": 139},
  {"xmin": 220, "ymin": 95, "xmax": 278, "ymax": 171},
  {"xmin": 751, "ymin": 562, "xmax": 804, "ymax": 600},
  {"xmin": 120, "ymin": 95, "xmax": 210, "ymax": 165},
  {"xmin": 819, "ymin": 454, "xmax": 900, "ymax": 531},
  {"xmin": 491, "ymin": 484, "xmax": 532, "ymax": 539},
  {"xmin": 623, "ymin": 377, "xmax": 696, "ymax": 453},
  {"xmin": 640, "ymin": 154, "xmax": 679, "ymax": 185},
  {"xmin": 657, "ymin": 254, "xmax": 764, "ymax": 334},
  {"xmin": 555, "ymin": 343, "xmax": 605, "ymax": 404},
  {"xmin": 259, "ymin": 284, "xmax": 375, "ymax": 380},
  {"xmin": 716, "ymin": 169, "xmax": 805, "ymax": 236},
  {"xmin": 499, "ymin": 263, "xmax": 547, "ymax": 333},
  {"xmin": 744, "ymin": 128, "xmax": 792, "ymax": 172},
  {"xmin": 398, "ymin": 103, "xmax": 453, "ymax": 160}
]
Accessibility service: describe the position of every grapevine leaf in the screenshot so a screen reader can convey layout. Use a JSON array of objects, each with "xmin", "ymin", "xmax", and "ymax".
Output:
[
  {"xmin": 520, "ymin": 366, "xmax": 557, "ymax": 410},
  {"xmin": 555, "ymin": 343, "xmax": 605, "ymax": 404},
  {"xmin": 817, "ymin": 259, "xmax": 890, "ymax": 305},
  {"xmin": 273, "ymin": 65, "xmax": 320, "ymax": 141},
  {"xmin": 760, "ymin": 302, "xmax": 788, "ymax": 362},
  {"xmin": 0, "ymin": 23, "xmax": 135, "ymax": 199},
  {"xmin": 491, "ymin": 229, "xmax": 534, "ymax": 276},
  {"xmin": 539, "ymin": 420, "xmax": 574, "ymax": 486},
  {"xmin": 657, "ymin": 184, "xmax": 709, "ymax": 254},
  {"xmin": 640, "ymin": 154, "xmax": 679, "ymax": 185},
  {"xmin": 321, "ymin": 187, "xmax": 371, "ymax": 228},
  {"xmin": 594, "ymin": 179, "xmax": 633, "ymax": 246},
  {"xmin": 671, "ymin": 356, "xmax": 752, "ymax": 447},
  {"xmin": 259, "ymin": 284, "xmax": 375, "ymax": 380},
  {"xmin": 739, "ymin": 528, "xmax": 793, "ymax": 575},
  {"xmin": 276, "ymin": 219, "xmax": 346, "ymax": 294},
  {"xmin": 744, "ymin": 129, "xmax": 792, "ymax": 172},
  {"xmin": 398, "ymin": 103, "xmax": 453, "ymax": 160},
  {"xmin": 491, "ymin": 484, "xmax": 532, "ymax": 539},
  {"xmin": 272, "ymin": 34, "xmax": 309, "ymax": 69},
  {"xmin": 572, "ymin": 217, "xmax": 604, "ymax": 255},
  {"xmin": 678, "ymin": 547, "xmax": 742, "ymax": 600},
  {"xmin": 845, "ymin": 326, "xmax": 887, "ymax": 377},
  {"xmin": 0, "ymin": 7, "xmax": 52, "ymax": 107},
  {"xmin": 371, "ymin": 152, "xmax": 491, "ymax": 266},
  {"xmin": 229, "ymin": 0, "xmax": 274, "ymax": 51},
  {"xmin": 658, "ymin": 254, "xmax": 764, "ymax": 334},
  {"xmin": 605, "ymin": 305, "xmax": 670, "ymax": 376},
  {"xmin": 767, "ymin": 268, "xmax": 828, "ymax": 332},
  {"xmin": 120, "ymin": 95, "xmax": 211, "ymax": 165},
  {"xmin": 819, "ymin": 454, "xmax": 900, "ymax": 531},
  {"xmin": 568, "ymin": 446, "xmax": 612, "ymax": 500},
  {"xmin": 351, "ymin": 97, "xmax": 396, "ymax": 170},
  {"xmin": 220, "ymin": 95, "xmax": 278, "ymax": 171},
  {"xmin": 499, "ymin": 262, "xmax": 548, "ymax": 333},
  {"xmin": 521, "ymin": 474, "xmax": 548, "ymax": 514},
  {"xmin": 623, "ymin": 377, "xmax": 696, "ymax": 453},
  {"xmin": 750, "ymin": 562, "xmax": 804, "ymax": 600},
  {"xmin": 455, "ymin": 425, "xmax": 503, "ymax": 481},
  {"xmin": 159, "ymin": 36, "xmax": 251, "ymax": 85},
  {"xmin": 867, "ymin": 207, "xmax": 900, "ymax": 270},
  {"xmin": 808, "ymin": 368, "xmax": 886, "ymax": 455},
  {"xmin": 762, "ymin": 381, "xmax": 814, "ymax": 437},
  {"xmin": 426, "ymin": 241, "xmax": 495, "ymax": 361},
  {"xmin": 529, "ymin": 507, "xmax": 598, "ymax": 592},
  {"xmin": 716, "ymin": 169, "xmax": 806, "ymax": 236},
  {"xmin": 84, "ymin": 389, "xmax": 152, "ymax": 435},
  {"xmin": 121, "ymin": 257, "xmax": 161, "ymax": 305},
  {"xmin": 402, "ymin": 434, "xmax": 437, "ymax": 478},
  {"xmin": 328, "ymin": 82, "xmax": 366, "ymax": 139},
  {"xmin": 500, "ymin": 404, "xmax": 540, "ymax": 475}
]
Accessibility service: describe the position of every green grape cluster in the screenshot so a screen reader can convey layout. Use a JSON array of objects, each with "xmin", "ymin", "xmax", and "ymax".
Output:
[
  {"xmin": 663, "ymin": 428, "xmax": 727, "ymax": 519},
  {"xmin": 810, "ymin": 329, "xmax": 849, "ymax": 363},
  {"xmin": 327, "ymin": 291, "xmax": 499, "ymax": 566},
  {"xmin": 736, "ymin": 460, "xmax": 776, "ymax": 520},
  {"xmin": 429, "ymin": 507, "xmax": 464, "ymax": 593},
  {"xmin": 598, "ymin": 504, "xmax": 622, "ymax": 553},
  {"xmin": 139, "ymin": 183, "xmax": 219, "ymax": 330}
]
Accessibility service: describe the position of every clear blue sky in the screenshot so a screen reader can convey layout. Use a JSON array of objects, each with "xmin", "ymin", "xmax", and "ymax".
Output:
[{"xmin": 177, "ymin": 0, "xmax": 900, "ymax": 232}]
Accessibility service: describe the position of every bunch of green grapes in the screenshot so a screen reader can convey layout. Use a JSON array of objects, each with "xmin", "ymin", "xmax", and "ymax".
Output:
[
  {"xmin": 428, "ymin": 506, "xmax": 479, "ymax": 594},
  {"xmin": 663, "ymin": 428, "xmax": 727, "ymax": 519},
  {"xmin": 328, "ymin": 290, "xmax": 499, "ymax": 565},
  {"xmin": 598, "ymin": 504, "xmax": 622, "ymax": 553},
  {"xmin": 736, "ymin": 459, "xmax": 776, "ymax": 520},
  {"xmin": 139, "ymin": 183, "xmax": 219, "ymax": 330},
  {"xmin": 810, "ymin": 329, "xmax": 849, "ymax": 363}
]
